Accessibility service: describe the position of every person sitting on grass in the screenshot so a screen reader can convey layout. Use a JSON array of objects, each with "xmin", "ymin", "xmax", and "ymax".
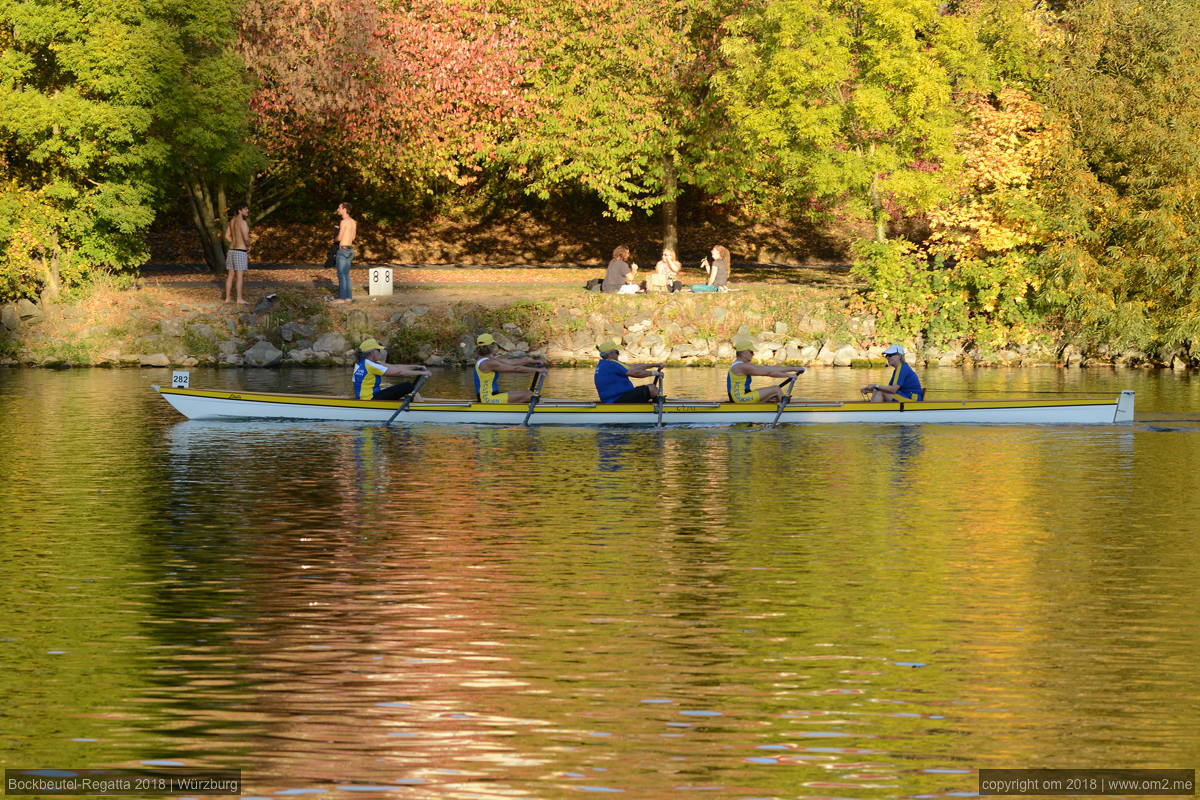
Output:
[
  {"xmin": 691, "ymin": 245, "xmax": 731, "ymax": 292},
  {"xmin": 646, "ymin": 248, "xmax": 684, "ymax": 293},
  {"xmin": 474, "ymin": 333, "xmax": 548, "ymax": 403},
  {"xmin": 594, "ymin": 341, "xmax": 664, "ymax": 403},
  {"xmin": 727, "ymin": 337, "xmax": 805, "ymax": 403},
  {"xmin": 602, "ymin": 245, "xmax": 641, "ymax": 294},
  {"xmin": 353, "ymin": 338, "xmax": 430, "ymax": 401}
]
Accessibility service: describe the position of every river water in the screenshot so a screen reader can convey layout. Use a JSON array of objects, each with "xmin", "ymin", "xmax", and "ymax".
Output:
[{"xmin": 1, "ymin": 366, "xmax": 1197, "ymax": 799}]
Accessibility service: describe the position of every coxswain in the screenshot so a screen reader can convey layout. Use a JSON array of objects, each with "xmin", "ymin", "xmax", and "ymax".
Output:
[{"xmin": 862, "ymin": 344, "xmax": 924, "ymax": 401}]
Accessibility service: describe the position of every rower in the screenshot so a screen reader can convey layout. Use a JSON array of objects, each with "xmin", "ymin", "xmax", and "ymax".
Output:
[
  {"xmin": 474, "ymin": 333, "xmax": 547, "ymax": 403},
  {"xmin": 354, "ymin": 338, "xmax": 430, "ymax": 400},
  {"xmin": 727, "ymin": 337, "xmax": 805, "ymax": 403},
  {"xmin": 862, "ymin": 344, "xmax": 924, "ymax": 402},
  {"xmin": 594, "ymin": 341, "xmax": 663, "ymax": 403}
]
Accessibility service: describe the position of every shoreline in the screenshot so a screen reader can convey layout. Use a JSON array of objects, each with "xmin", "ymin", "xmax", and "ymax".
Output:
[{"xmin": 0, "ymin": 263, "xmax": 1190, "ymax": 371}]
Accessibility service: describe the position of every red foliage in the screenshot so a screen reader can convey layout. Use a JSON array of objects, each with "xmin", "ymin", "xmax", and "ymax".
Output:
[{"xmin": 238, "ymin": 0, "xmax": 530, "ymax": 181}]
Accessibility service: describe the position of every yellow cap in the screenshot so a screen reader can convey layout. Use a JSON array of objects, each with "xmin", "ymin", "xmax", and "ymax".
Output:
[
  {"xmin": 733, "ymin": 336, "xmax": 754, "ymax": 352},
  {"xmin": 597, "ymin": 340, "xmax": 619, "ymax": 353},
  {"xmin": 359, "ymin": 337, "xmax": 384, "ymax": 352},
  {"xmin": 476, "ymin": 333, "xmax": 495, "ymax": 346}
]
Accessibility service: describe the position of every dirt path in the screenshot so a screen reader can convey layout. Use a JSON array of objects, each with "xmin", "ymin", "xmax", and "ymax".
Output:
[{"xmin": 139, "ymin": 261, "xmax": 858, "ymax": 307}]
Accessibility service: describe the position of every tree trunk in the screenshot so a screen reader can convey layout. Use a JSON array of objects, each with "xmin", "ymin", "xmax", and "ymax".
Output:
[
  {"xmin": 245, "ymin": 167, "xmax": 303, "ymax": 223},
  {"xmin": 185, "ymin": 178, "xmax": 228, "ymax": 274},
  {"xmin": 39, "ymin": 251, "xmax": 61, "ymax": 304},
  {"xmin": 868, "ymin": 171, "xmax": 887, "ymax": 243},
  {"xmin": 661, "ymin": 154, "xmax": 679, "ymax": 255}
]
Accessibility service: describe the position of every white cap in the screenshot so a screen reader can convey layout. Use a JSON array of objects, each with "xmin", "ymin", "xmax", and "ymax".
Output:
[{"xmin": 883, "ymin": 344, "xmax": 905, "ymax": 356}]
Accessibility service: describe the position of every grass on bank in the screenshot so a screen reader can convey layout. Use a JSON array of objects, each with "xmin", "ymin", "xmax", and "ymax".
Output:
[{"xmin": 6, "ymin": 265, "xmax": 866, "ymax": 366}]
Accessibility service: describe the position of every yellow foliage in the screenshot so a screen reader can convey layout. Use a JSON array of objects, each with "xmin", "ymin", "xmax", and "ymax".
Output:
[{"xmin": 927, "ymin": 88, "xmax": 1064, "ymax": 262}]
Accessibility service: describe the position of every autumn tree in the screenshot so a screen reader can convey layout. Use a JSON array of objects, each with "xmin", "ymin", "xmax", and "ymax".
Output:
[
  {"xmin": 715, "ymin": 0, "xmax": 983, "ymax": 244},
  {"xmin": 883, "ymin": 88, "xmax": 1065, "ymax": 345},
  {"xmin": 498, "ymin": 0, "xmax": 744, "ymax": 254},
  {"xmin": 232, "ymin": 0, "xmax": 528, "ymax": 216},
  {"xmin": 1034, "ymin": 0, "xmax": 1200, "ymax": 359}
]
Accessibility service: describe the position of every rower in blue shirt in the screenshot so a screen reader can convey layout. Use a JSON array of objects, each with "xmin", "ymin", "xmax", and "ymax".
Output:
[
  {"xmin": 594, "ymin": 341, "xmax": 663, "ymax": 403},
  {"xmin": 862, "ymin": 344, "xmax": 924, "ymax": 402}
]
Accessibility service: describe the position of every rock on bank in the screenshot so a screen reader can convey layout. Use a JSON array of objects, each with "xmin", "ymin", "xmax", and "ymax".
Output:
[{"xmin": 0, "ymin": 289, "xmax": 1172, "ymax": 370}]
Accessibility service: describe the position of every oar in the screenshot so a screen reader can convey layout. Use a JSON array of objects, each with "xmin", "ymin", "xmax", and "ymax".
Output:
[
  {"xmin": 522, "ymin": 369, "xmax": 547, "ymax": 427},
  {"xmin": 382, "ymin": 373, "xmax": 429, "ymax": 427},
  {"xmin": 768, "ymin": 374, "xmax": 796, "ymax": 424},
  {"xmin": 653, "ymin": 369, "xmax": 665, "ymax": 428}
]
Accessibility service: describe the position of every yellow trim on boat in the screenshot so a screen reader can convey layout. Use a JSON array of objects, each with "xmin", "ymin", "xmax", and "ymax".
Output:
[{"xmin": 157, "ymin": 387, "xmax": 1115, "ymax": 414}]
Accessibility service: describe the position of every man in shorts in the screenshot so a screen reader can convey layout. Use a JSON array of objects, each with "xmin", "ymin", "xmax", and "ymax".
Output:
[{"xmin": 223, "ymin": 202, "xmax": 250, "ymax": 304}]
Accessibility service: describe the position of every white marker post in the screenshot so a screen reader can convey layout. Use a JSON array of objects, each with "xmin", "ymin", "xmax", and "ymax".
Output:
[{"xmin": 368, "ymin": 267, "xmax": 393, "ymax": 296}]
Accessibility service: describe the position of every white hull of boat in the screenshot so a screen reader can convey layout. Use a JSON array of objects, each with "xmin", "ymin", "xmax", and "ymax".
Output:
[{"xmin": 155, "ymin": 387, "xmax": 1136, "ymax": 426}]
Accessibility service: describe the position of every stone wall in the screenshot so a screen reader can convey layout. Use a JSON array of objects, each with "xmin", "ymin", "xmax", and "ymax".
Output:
[{"xmin": 0, "ymin": 294, "xmax": 1184, "ymax": 370}]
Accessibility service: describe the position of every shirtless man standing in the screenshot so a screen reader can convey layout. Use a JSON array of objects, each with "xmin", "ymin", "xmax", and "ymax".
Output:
[
  {"xmin": 333, "ymin": 202, "xmax": 358, "ymax": 303},
  {"xmin": 223, "ymin": 202, "xmax": 250, "ymax": 304}
]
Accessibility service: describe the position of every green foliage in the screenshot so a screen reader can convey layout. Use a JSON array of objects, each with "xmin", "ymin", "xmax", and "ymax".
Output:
[
  {"xmin": 853, "ymin": 239, "xmax": 948, "ymax": 342},
  {"xmin": 901, "ymin": 89, "xmax": 1060, "ymax": 347},
  {"xmin": 716, "ymin": 0, "xmax": 980, "ymax": 241},
  {"xmin": 0, "ymin": 329, "xmax": 18, "ymax": 359},
  {"xmin": 385, "ymin": 315, "xmax": 468, "ymax": 363},
  {"xmin": 181, "ymin": 323, "xmax": 220, "ymax": 358},
  {"xmin": 274, "ymin": 287, "xmax": 327, "ymax": 323},
  {"xmin": 1032, "ymin": 0, "xmax": 1200, "ymax": 358},
  {"xmin": 497, "ymin": 0, "xmax": 745, "ymax": 228},
  {"xmin": 0, "ymin": 0, "xmax": 253, "ymax": 300},
  {"xmin": 960, "ymin": 0, "xmax": 1058, "ymax": 87},
  {"xmin": 34, "ymin": 338, "xmax": 97, "ymax": 366},
  {"xmin": 475, "ymin": 300, "xmax": 556, "ymax": 344},
  {"xmin": 60, "ymin": 270, "xmax": 139, "ymax": 304},
  {"xmin": 853, "ymin": 241, "xmax": 1045, "ymax": 348}
]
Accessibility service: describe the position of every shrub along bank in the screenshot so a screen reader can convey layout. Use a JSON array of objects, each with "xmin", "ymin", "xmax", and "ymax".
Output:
[{"xmin": 0, "ymin": 281, "xmax": 1190, "ymax": 371}]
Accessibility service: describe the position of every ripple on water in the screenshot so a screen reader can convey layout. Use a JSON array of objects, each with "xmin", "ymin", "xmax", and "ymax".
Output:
[{"xmin": 0, "ymin": 367, "xmax": 1197, "ymax": 796}]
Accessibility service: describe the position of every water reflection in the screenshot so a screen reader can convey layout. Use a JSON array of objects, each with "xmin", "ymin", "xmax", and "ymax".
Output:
[{"xmin": 1, "ymin": 367, "xmax": 1198, "ymax": 798}]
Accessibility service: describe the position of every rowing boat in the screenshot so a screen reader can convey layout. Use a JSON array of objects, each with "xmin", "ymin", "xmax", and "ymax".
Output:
[{"xmin": 154, "ymin": 385, "xmax": 1136, "ymax": 425}]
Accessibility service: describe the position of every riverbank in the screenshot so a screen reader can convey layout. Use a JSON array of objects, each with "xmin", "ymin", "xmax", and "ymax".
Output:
[{"xmin": 0, "ymin": 262, "xmax": 1185, "ymax": 369}]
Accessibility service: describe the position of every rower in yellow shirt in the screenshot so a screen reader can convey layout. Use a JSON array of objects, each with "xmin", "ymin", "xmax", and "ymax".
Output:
[
  {"xmin": 473, "ymin": 333, "xmax": 547, "ymax": 403},
  {"xmin": 727, "ymin": 336, "xmax": 805, "ymax": 403},
  {"xmin": 353, "ymin": 338, "xmax": 429, "ymax": 400}
]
